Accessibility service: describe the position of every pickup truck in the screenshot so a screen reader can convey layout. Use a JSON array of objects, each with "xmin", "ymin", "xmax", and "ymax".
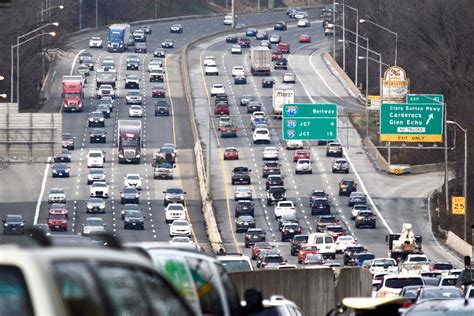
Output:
[
  {"xmin": 274, "ymin": 201, "xmax": 296, "ymax": 219},
  {"xmin": 398, "ymin": 262, "xmax": 431, "ymax": 274},
  {"xmin": 369, "ymin": 258, "xmax": 398, "ymax": 275}
]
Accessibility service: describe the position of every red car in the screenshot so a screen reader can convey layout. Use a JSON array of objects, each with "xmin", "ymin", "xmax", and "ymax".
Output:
[
  {"xmin": 315, "ymin": 215, "xmax": 338, "ymax": 232},
  {"xmin": 276, "ymin": 43, "xmax": 290, "ymax": 54},
  {"xmin": 298, "ymin": 245, "xmax": 319, "ymax": 264},
  {"xmin": 271, "ymin": 51, "xmax": 283, "ymax": 61},
  {"xmin": 47, "ymin": 213, "xmax": 68, "ymax": 231},
  {"xmin": 152, "ymin": 84, "xmax": 166, "ymax": 98},
  {"xmin": 214, "ymin": 103, "xmax": 230, "ymax": 115},
  {"xmin": 299, "ymin": 34, "xmax": 311, "ymax": 43},
  {"xmin": 251, "ymin": 241, "xmax": 273, "ymax": 260},
  {"xmin": 293, "ymin": 149, "xmax": 310, "ymax": 162},
  {"xmin": 48, "ymin": 203, "xmax": 69, "ymax": 218},
  {"xmin": 224, "ymin": 147, "xmax": 239, "ymax": 160},
  {"xmin": 324, "ymin": 225, "xmax": 346, "ymax": 239}
]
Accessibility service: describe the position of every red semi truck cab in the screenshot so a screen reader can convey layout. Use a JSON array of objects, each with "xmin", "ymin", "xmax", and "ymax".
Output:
[{"xmin": 62, "ymin": 75, "xmax": 84, "ymax": 112}]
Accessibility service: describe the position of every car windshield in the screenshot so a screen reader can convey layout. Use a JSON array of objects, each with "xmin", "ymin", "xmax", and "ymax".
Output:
[
  {"xmin": 347, "ymin": 246, "xmax": 365, "ymax": 253},
  {"xmin": 93, "ymin": 183, "xmax": 107, "ymax": 188},
  {"xmin": 49, "ymin": 214, "xmax": 65, "ymax": 219},
  {"xmin": 167, "ymin": 188, "xmax": 183, "ymax": 194},
  {"xmin": 6, "ymin": 215, "xmax": 22, "ymax": 222},
  {"xmin": 294, "ymin": 235, "xmax": 308, "ymax": 242},
  {"xmin": 90, "ymin": 169, "xmax": 103, "ymax": 175},
  {"xmin": 220, "ymin": 260, "xmax": 252, "ymax": 272},
  {"xmin": 123, "ymin": 187, "xmax": 137, "ymax": 193},
  {"xmin": 128, "ymin": 91, "xmax": 140, "ymax": 96},
  {"xmin": 126, "ymin": 211, "xmax": 142, "ymax": 218},
  {"xmin": 338, "ymin": 236, "xmax": 354, "ymax": 242},
  {"xmin": 123, "ymin": 205, "xmax": 140, "ymax": 211},
  {"xmin": 320, "ymin": 217, "xmax": 336, "ymax": 223},
  {"xmin": 85, "ymin": 219, "xmax": 103, "ymax": 226},
  {"xmin": 433, "ymin": 263, "xmax": 454, "ymax": 270},
  {"xmin": 90, "ymin": 152, "xmax": 102, "ymax": 158},
  {"xmin": 359, "ymin": 212, "xmax": 373, "ymax": 217},
  {"xmin": 265, "ymin": 256, "xmax": 283, "ymax": 263},
  {"xmin": 127, "ymin": 175, "xmax": 140, "ymax": 180},
  {"xmin": 373, "ymin": 259, "xmax": 396, "ymax": 266},
  {"xmin": 357, "ymin": 254, "xmax": 375, "ymax": 261},
  {"xmin": 173, "ymin": 221, "xmax": 188, "ymax": 226},
  {"xmin": 352, "ymin": 193, "xmax": 365, "ymax": 198},
  {"xmin": 168, "ymin": 205, "xmax": 183, "ymax": 211},
  {"xmin": 50, "ymin": 189, "xmax": 64, "ymax": 194},
  {"xmin": 238, "ymin": 216, "xmax": 253, "ymax": 221}
]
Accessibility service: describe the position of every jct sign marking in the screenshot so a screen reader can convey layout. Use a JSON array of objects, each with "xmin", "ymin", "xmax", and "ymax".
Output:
[{"xmin": 282, "ymin": 104, "xmax": 337, "ymax": 141}]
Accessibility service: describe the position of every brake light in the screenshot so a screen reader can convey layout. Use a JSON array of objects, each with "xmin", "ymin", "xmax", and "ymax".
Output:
[
  {"xmin": 402, "ymin": 302, "xmax": 412, "ymax": 308},
  {"xmin": 261, "ymin": 262, "xmax": 268, "ymax": 267}
]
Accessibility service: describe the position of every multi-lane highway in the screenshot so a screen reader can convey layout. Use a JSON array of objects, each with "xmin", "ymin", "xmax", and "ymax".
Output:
[
  {"xmin": 0, "ymin": 8, "xmax": 461, "ymax": 269},
  {"xmin": 187, "ymin": 16, "xmax": 462, "ymax": 267}
]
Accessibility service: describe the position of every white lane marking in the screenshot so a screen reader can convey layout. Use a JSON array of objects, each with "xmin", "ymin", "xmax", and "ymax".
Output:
[
  {"xmin": 295, "ymin": 45, "xmax": 394, "ymax": 235},
  {"xmin": 34, "ymin": 164, "xmax": 50, "ymax": 224},
  {"xmin": 70, "ymin": 49, "xmax": 85, "ymax": 75}
]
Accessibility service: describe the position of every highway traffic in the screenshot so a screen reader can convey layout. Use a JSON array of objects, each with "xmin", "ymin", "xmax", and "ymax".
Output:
[{"xmin": 0, "ymin": 4, "xmax": 470, "ymax": 315}]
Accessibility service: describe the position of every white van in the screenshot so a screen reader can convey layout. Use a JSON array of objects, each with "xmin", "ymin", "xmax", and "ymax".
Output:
[
  {"xmin": 307, "ymin": 233, "xmax": 336, "ymax": 259},
  {"xmin": 87, "ymin": 150, "xmax": 105, "ymax": 168},
  {"xmin": 126, "ymin": 242, "xmax": 242, "ymax": 316},
  {"xmin": 0, "ymin": 241, "xmax": 193, "ymax": 315}
]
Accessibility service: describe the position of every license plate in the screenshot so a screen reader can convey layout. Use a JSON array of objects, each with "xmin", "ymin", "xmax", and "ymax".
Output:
[
  {"xmin": 239, "ymin": 178, "xmax": 243, "ymax": 181},
  {"xmin": 59, "ymin": 173, "xmax": 63, "ymax": 175},
  {"xmin": 132, "ymin": 223, "xmax": 136, "ymax": 225},
  {"xmin": 55, "ymin": 225, "xmax": 59, "ymax": 228},
  {"xmin": 289, "ymin": 229, "xmax": 294, "ymax": 233},
  {"xmin": 326, "ymin": 246, "xmax": 331, "ymax": 249},
  {"xmin": 244, "ymin": 223, "xmax": 249, "ymax": 226},
  {"xmin": 12, "ymin": 228, "xmax": 16, "ymax": 231}
]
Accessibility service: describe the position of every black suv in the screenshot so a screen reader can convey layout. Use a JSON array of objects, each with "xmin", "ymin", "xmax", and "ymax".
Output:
[
  {"xmin": 339, "ymin": 178, "xmax": 357, "ymax": 196},
  {"xmin": 343, "ymin": 245, "xmax": 366, "ymax": 265},
  {"xmin": 290, "ymin": 234, "xmax": 309, "ymax": 256},
  {"xmin": 326, "ymin": 142, "xmax": 343, "ymax": 157},
  {"xmin": 278, "ymin": 213, "xmax": 298, "ymax": 231},
  {"xmin": 262, "ymin": 160, "xmax": 281, "ymax": 178},
  {"xmin": 231, "ymin": 166, "xmax": 251, "ymax": 185},
  {"xmin": 124, "ymin": 210, "xmax": 145, "ymax": 230},
  {"xmin": 309, "ymin": 190, "xmax": 329, "ymax": 206},
  {"xmin": 235, "ymin": 200, "xmax": 255, "ymax": 217},
  {"xmin": 266, "ymin": 174, "xmax": 284, "ymax": 190},
  {"xmin": 311, "ymin": 197, "xmax": 330, "ymax": 215},
  {"xmin": 90, "ymin": 128, "xmax": 106, "ymax": 143},
  {"xmin": 226, "ymin": 34, "xmax": 238, "ymax": 43},
  {"xmin": 246, "ymin": 101, "xmax": 262, "ymax": 113},
  {"xmin": 274, "ymin": 21, "xmax": 287, "ymax": 31},
  {"xmin": 235, "ymin": 215, "xmax": 256, "ymax": 232},
  {"xmin": 281, "ymin": 223, "xmax": 302, "ymax": 242},
  {"xmin": 155, "ymin": 100, "xmax": 170, "ymax": 116},
  {"xmin": 274, "ymin": 58, "xmax": 288, "ymax": 70},
  {"xmin": 126, "ymin": 59, "xmax": 139, "ymax": 71},
  {"xmin": 266, "ymin": 186, "xmax": 286, "ymax": 206},
  {"xmin": 355, "ymin": 210, "xmax": 376, "ymax": 228},
  {"xmin": 245, "ymin": 228, "xmax": 266, "ymax": 248},
  {"xmin": 262, "ymin": 77, "xmax": 275, "ymax": 88}
]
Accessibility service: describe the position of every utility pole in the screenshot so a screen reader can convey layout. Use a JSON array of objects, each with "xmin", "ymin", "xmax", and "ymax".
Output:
[
  {"xmin": 207, "ymin": 114, "xmax": 212, "ymax": 199},
  {"xmin": 257, "ymin": 0, "xmax": 260, "ymax": 13},
  {"xmin": 79, "ymin": 0, "xmax": 82, "ymax": 30},
  {"xmin": 95, "ymin": 0, "xmax": 98, "ymax": 28},
  {"xmin": 342, "ymin": 0, "xmax": 346, "ymax": 71},
  {"xmin": 231, "ymin": 0, "xmax": 235, "ymax": 32}
]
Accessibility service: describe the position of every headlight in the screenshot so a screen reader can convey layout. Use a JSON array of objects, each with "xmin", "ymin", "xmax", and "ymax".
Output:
[
  {"xmin": 89, "ymin": 118, "xmax": 94, "ymax": 121},
  {"xmin": 119, "ymin": 154, "xmax": 124, "ymax": 158},
  {"xmin": 99, "ymin": 118, "xmax": 104, "ymax": 121},
  {"xmin": 100, "ymin": 205, "xmax": 105, "ymax": 209},
  {"xmin": 121, "ymin": 193, "xmax": 125, "ymax": 197},
  {"xmin": 53, "ymin": 169, "xmax": 57, "ymax": 173},
  {"xmin": 136, "ymin": 154, "xmax": 141, "ymax": 158},
  {"xmin": 4, "ymin": 223, "xmax": 8, "ymax": 226}
]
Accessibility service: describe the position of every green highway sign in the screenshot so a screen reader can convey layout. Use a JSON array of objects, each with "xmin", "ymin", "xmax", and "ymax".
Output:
[
  {"xmin": 380, "ymin": 101, "xmax": 444, "ymax": 142},
  {"xmin": 282, "ymin": 103, "xmax": 337, "ymax": 141},
  {"xmin": 407, "ymin": 94, "xmax": 444, "ymax": 105}
]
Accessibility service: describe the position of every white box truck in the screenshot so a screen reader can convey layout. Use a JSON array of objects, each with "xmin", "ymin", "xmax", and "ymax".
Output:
[
  {"xmin": 272, "ymin": 85, "xmax": 294, "ymax": 119},
  {"xmin": 250, "ymin": 47, "xmax": 271, "ymax": 75}
]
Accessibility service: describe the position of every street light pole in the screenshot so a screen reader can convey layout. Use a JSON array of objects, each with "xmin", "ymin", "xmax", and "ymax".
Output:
[
  {"xmin": 231, "ymin": 0, "xmax": 235, "ymax": 32},
  {"xmin": 96, "ymin": 0, "xmax": 98, "ymax": 28},
  {"xmin": 332, "ymin": 0, "xmax": 336, "ymax": 58},
  {"xmin": 447, "ymin": 120, "xmax": 468, "ymax": 241},
  {"xmin": 14, "ymin": 31, "xmax": 56, "ymax": 107},
  {"xmin": 360, "ymin": 18, "xmax": 398, "ymax": 66},
  {"xmin": 342, "ymin": 0, "xmax": 345, "ymax": 71}
]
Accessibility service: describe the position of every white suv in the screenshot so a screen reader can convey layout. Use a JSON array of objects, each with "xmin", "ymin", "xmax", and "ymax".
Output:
[
  {"xmin": 210, "ymin": 83, "xmax": 225, "ymax": 96},
  {"xmin": 231, "ymin": 66, "xmax": 245, "ymax": 77},
  {"xmin": 295, "ymin": 158, "xmax": 312, "ymax": 174},
  {"xmin": 217, "ymin": 254, "xmax": 253, "ymax": 272},
  {"xmin": 253, "ymin": 128, "xmax": 270, "ymax": 144},
  {"xmin": 96, "ymin": 84, "xmax": 115, "ymax": 99},
  {"xmin": 87, "ymin": 150, "xmax": 105, "ymax": 168},
  {"xmin": 90, "ymin": 181, "xmax": 109, "ymax": 198},
  {"xmin": 123, "ymin": 173, "xmax": 142, "ymax": 190},
  {"xmin": 205, "ymin": 64, "xmax": 219, "ymax": 75},
  {"xmin": 165, "ymin": 203, "xmax": 186, "ymax": 224}
]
